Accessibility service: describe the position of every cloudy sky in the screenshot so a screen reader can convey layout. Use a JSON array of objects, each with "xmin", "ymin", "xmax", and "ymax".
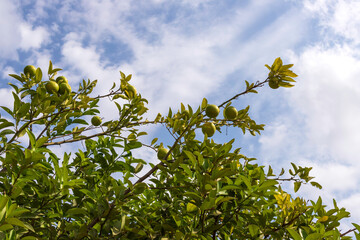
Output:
[{"xmin": 1, "ymin": 0, "xmax": 360, "ymax": 233}]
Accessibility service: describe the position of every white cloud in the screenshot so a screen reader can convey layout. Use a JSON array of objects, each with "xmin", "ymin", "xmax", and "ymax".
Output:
[
  {"xmin": 57, "ymin": 0, "xmax": 302, "ymax": 118},
  {"xmin": 0, "ymin": 0, "xmax": 22, "ymax": 59},
  {"xmin": 340, "ymin": 193, "xmax": 360, "ymax": 224},
  {"xmin": 19, "ymin": 23, "xmax": 50, "ymax": 50},
  {"xmin": 290, "ymin": 44, "xmax": 360, "ymax": 164},
  {"xmin": 304, "ymin": 0, "xmax": 360, "ymax": 44},
  {"xmin": 0, "ymin": 0, "xmax": 50, "ymax": 60},
  {"xmin": 305, "ymin": 162, "xmax": 359, "ymax": 193},
  {"xmin": 2, "ymin": 66, "xmax": 15, "ymax": 79},
  {"xmin": 329, "ymin": 1, "xmax": 360, "ymax": 44},
  {"xmin": 0, "ymin": 88, "xmax": 13, "ymax": 109}
]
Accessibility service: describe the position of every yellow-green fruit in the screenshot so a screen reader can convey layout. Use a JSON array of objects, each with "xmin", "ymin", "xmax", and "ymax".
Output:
[
  {"xmin": 59, "ymin": 83, "xmax": 71, "ymax": 94},
  {"xmin": 205, "ymin": 104, "xmax": 219, "ymax": 118},
  {"xmin": 24, "ymin": 65, "xmax": 36, "ymax": 78},
  {"xmin": 45, "ymin": 81, "xmax": 59, "ymax": 93},
  {"xmin": 91, "ymin": 116, "xmax": 102, "ymax": 126},
  {"xmin": 56, "ymin": 76, "xmax": 68, "ymax": 84},
  {"xmin": 125, "ymin": 85, "xmax": 137, "ymax": 98},
  {"xmin": 157, "ymin": 147, "xmax": 170, "ymax": 160},
  {"xmin": 224, "ymin": 106, "xmax": 238, "ymax": 120},
  {"xmin": 269, "ymin": 79, "xmax": 279, "ymax": 89},
  {"xmin": 202, "ymin": 122, "xmax": 216, "ymax": 137}
]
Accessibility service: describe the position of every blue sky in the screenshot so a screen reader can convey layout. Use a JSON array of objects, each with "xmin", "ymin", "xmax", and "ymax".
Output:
[{"xmin": 1, "ymin": 0, "xmax": 360, "ymax": 233}]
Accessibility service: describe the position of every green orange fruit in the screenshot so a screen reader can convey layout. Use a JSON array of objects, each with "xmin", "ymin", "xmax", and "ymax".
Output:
[
  {"xmin": 59, "ymin": 83, "xmax": 71, "ymax": 94},
  {"xmin": 224, "ymin": 106, "xmax": 238, "ymax": 120},
  {"xmin": 205, "ymin": 104, "xmax": 219, "ymax": 118},
  {"xmin": 45, "ymin": 81, "xmax": 59, "ymax": 93},
  {"xmin": 56, "ymin": 76, "xmax": 68, "ymax": 84},
  {"xmin": 24, "ymin": 65, "xmax": 36, "ymax": 78},
  {"xmin": 269, "ymin": 79, "xmax": 279, "ymax": 89},
  {"xmin": 202, "ymin": 122, "xmax": 216, "ymax": 137},
  {"xmin": 157, "ymin": 147, "xmax": 171, "ymax": 160},
  {"xmin": 91, "ymin": 116, "xmax": 102, "ymax": 126}
]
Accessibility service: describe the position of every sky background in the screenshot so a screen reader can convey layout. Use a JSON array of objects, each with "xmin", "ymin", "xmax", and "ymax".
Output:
[{"xmin": 1, "ymin": 0, "xmax": 360, "ymax": 234}]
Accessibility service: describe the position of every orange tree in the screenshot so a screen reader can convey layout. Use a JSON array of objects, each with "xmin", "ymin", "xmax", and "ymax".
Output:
[{"xmin": 0, "ymin": 58, "xmax": 359, "ymax": 239}]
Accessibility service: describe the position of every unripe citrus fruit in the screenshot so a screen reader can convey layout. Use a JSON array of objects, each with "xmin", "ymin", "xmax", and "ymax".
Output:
[
  {"xmin": 157, "ymin": 147, "xmax": 171, "ymax": 160},
  {"xmin": 268, "ymin": 79, "xmax": 279, "ymax": 89},
  {"xmin": 205, "ymin": 104, "xmax": 219, "ymax": 118},
  {"xmin": 125, "ymin": 85, "xmax": 137, "ymax": 98},
  {"xmin": 56, "ymin": 76, "xmax": 68, "ymax": 84},
  {"xmin": 224, "ymin": 106, "xmax": 238, "ymax": 120},
  {"xmin": 24, "ymin": 65, "xmax": 36, "ymax": 78},
  {"xmin": 59, "ymin": 82, "xmax": 71, "ymax": 94},
  {"xmin": 45, "ymin": 81, "xmax": 59, "ymax": 93},
  {"xmin": 91, "ymin": 116, "xmax": 102, "ymax": 126},
  {"xmin": 202, "ymin": 122, "xmax": 216, "ymax": 137}
]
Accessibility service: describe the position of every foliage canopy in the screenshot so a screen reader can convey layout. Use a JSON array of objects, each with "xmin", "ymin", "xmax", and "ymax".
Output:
[{"xmin": 0, "ymin": 58, "xmax": 359, "ymax": 239}]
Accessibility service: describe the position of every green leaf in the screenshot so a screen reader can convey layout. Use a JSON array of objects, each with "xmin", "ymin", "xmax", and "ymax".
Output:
[
  {"xmin": 21, "ymin": 237, "xmax": 38, "ymax": 240},
  {"xmin": 258, "ymin": 179, "xmax": 278, "ymax": 191},
  {"xmin": 8, "ymin": 83, "xmax": 19, "ymax": 93},
  {"xmin": 0, "ymin": 129, "xmax": 14, "ymax": 136},
  {"xmin": 183, "ymin": 150, "xmax": 196, "ymax": 165},
  {"xmin": 184, "ymin": 192, "xmax": 202, "ymax": 201},
  {"xmin": 1, "ymin": 106, "xmax": 13, "ymax": 116},
  {"xmin": 121, "ymin": 215, "xmax": 126, "ymax": 231},
  {"xmin": 48, "ymin": 60, "xmax": 53, "ymax": 75},
  {"xmin": 201, "ymin": 98, "xmax": 208, "ymax": 110},
  {"xmin": 6, "ymin": 218, "xmax": 27, "ymax": 229},
  {"xmin": 35, "ymin": 136, "xmax": 49, "ymax": 148},
  {"xmin": 249, "ymin": 224, "xmax": 259, "ymax": 237},
  {"xmin": 0, "ymin": 121, "xmax": 14, "ymax": 129},
  {"xmin": 9, "ymin": 74, "xmax": 24, "ymax": 82},
  {"xmin": 238, "ymin": 175, "xmax": 251, "ymax": 190},
  {"xmin": 134, "ymin": 163, "xmax": 143, "ymax": 173},
  {"xmin": 133, "ymin": 182, "xmax": 148, "ymax": 194},
  {"xmin": 0, "ymin": 223, "xmax": 13, "ymax": 231},
  {"xmin": 0, "ymin": 196, "xmax": 9, "ymax": 210},
  {"xmin": 305, "ymin": 233, "xmax": 323, "ymax": 240},
  {"xmin": 66, "ymin": 208, "xmax": 88, "ymax": 216},
  {"xmin": 186, "ymin": 202, "xmax": 198, "ymax": 213},
  {"xmin": 294, "ymin": 182, "xmax": 301, "ymax": 193},
  {"xmin": 17, "ymin": 103, "xmax": 30, "ymax": 118},
  {"xmin": 35, "ymin": 67, "xmax": 42, "ymax": 83},
  {"xmin": 353, "ymin": 223, "xmax": 360, "ymax": 232},
  {"xmin": 271, "ymin": 57, "xmax": 283, "ymax": 72},
  {"xmin": 151, "ymin": 138, "xmax": 158, "ymax": 145},
  {"xmin": 310, "ymin": 181, "xmax": 322, "ymax": 189},
  {"xmin": 314, "ymin": 196, "xmax": 322, "ymax": 212},
  {"xmin": 72, "ymin": 119, "xmax": 89, "ymax": 125},
  {"xmin": 267, "ymin": 165, "xmax": 274, "ymax": 176},
  {"xmin": 279, "ymin": 81, "xmax": 294, "ymax": 88},
  {"xmin": 49, "ymin": 68, "xmax": 62, "ymax": 75},
  {"xmin": 216, "ymin": 196, "xmax": 235, "ymax": 206},
  {"xmin": 287, "ymin": 228, "xmax": 302, "ymax": 240},
  {"xmin": 7, "ymin": 208, "xmax": 29, "ymax": 218},
  {"xmin": 26, "ymin": 129, "xmax": 36, "ymax": 147}
]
